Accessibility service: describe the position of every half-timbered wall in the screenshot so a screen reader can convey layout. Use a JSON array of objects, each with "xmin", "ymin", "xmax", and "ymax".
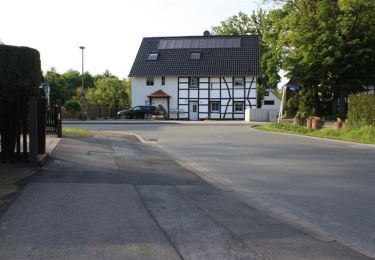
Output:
[
  {"xmin": 177, "ymin": 76, "xmax": 257, "ymax": 120},
  {"xmin": 131, "ymin": 76, "xmax": 257, "ymax": 120}
]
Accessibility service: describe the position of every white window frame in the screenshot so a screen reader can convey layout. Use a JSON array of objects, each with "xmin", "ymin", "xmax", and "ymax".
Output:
[
  {"xmin": 210, "ymin": 101, "xmax": 220, "ymax": 112},
  {"xmin": 233, "ymin": 101, "xmax": 244, "ymax": 112},
  {"xmin": 161, "ymin": 76, "xmax": 165, "ymax": 86}
]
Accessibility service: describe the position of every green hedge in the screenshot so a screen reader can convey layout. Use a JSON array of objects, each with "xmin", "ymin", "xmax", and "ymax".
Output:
[
  {"xmin": 348, "ymin": 94, "xmax": 375, "ymax": 126},
  {"xmin": 0, "ymin": 44, "xmax": 41, "ymax": 97}
]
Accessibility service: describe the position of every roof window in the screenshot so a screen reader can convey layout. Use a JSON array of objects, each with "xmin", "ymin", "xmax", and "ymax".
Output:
[
  {"xmin": 147, "ymin": 52, "xmax": 159, "ymax": 61},
  {"xmin": 190, "ymin": 51, "xmax": 201, "ymax": 60}
]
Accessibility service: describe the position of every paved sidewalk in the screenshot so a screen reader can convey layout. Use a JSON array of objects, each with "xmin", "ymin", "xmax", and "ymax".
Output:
[
  {"xmin": 0, "ymin": 135, "xmax": 60, "ymax": 213},
  {"xmin": 0, "ymin": 135, "xmax": 371, "ymax": 259}
]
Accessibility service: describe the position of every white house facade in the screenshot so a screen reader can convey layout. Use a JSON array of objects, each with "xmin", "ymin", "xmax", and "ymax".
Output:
[
  {"xmin": 129, "ymin": 34, "xmax": 260, "ymax": 120},
  {"xmin": 262, "ymin": 89, "xmax": 281, "ymax": 111}
]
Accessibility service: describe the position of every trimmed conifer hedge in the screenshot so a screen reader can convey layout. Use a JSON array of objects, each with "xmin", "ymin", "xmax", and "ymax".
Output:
[
  {"xmin": 348, "ymin": 94, "xmax": 375, "ymax": 126},
  {"xmin": 0, "ymin": 45, "xmax": 42, "ymax": 162},
  {"xmin": 0, "ymin": 44, "xmax": 41, "ymax": 96}
]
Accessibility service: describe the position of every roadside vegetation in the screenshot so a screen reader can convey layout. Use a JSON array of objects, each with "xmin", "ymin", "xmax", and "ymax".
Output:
[
  {"xmin": 62, "ymin": 127, "xmax": 91, "ymax": 136},
  {"xmin": 213, "ymin": 0, "xmax": 375, "ymax": 119},
  {"xmin": 257, "ymin": 123, "xmax": 375, "ymax": 144}
]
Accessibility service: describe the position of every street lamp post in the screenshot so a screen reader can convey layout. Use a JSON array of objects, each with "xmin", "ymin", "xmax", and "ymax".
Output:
[
  {"xmin": 79, "ymin": 46, "xmax": 85, "ymax": 91},
  {"xmin": 79, "ymin": 46, "xmax": 86, "ymax": 119}
]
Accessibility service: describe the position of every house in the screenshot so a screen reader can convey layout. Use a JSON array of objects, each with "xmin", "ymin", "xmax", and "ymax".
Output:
[
  {"xmin": 262, "ymin": 89, "xmax": 281, "ymax": 111},
  {"xmin": 128, "ymin": 33, "xmax": 260, "ymax": 120}
]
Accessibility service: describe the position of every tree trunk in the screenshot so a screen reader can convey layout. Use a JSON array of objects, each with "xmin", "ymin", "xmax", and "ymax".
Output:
[
  {"xmin": 338, "ymin": 88, "xmax": 346, "ymax": 115},
  {"xmin": 332, "ymin": 93, "xmax": 338, "ymax": 115}
]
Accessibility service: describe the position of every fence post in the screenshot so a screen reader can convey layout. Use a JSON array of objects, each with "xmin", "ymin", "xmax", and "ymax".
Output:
[
  {"xmin": 56, "ymin": 102, "xmax": 62, "ymax": 138},
  {"xmin": 29, "ymin": 96, "xmax": 38, "ymax": 165},
  {"xmin": 38, "ymin": 98, "xmax": 46, "ymax": 154}
]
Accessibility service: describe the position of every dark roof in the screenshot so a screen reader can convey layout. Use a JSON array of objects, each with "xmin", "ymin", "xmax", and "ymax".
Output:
[{"xmin": 129, "ymin": 35, "xmax": 260, "ymax": 77}]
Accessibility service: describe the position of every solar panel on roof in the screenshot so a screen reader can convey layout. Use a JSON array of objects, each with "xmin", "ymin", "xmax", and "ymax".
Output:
[
  {"xmin": 216, "ymin": 38, "xmax": 224, "ymax": 48},
  {"xmin": 224, "ymin": 38, "xmax": 233, "ymax": 48},
  {"xmin": 207, "ymin": 39, "xmax": 216, "ymax": 48},
  {"xmin": 191, "ymin": 39, "xmax": 199, "ymax": 48},
  {"xmin": 233, "ymin": 38, "xmax": 241, "ymax": 48},
  {"xmin": 157, "ymin": 37, "xmax": 241, "ymax": 49},
  {"xmin": 183, "ymin": 39, "xmax": 191, "ymax": 48},
  {"xmin": 198, "ymin": 39, "xmax": 208, "ymax": 48},
  {"xmin": 175, "ymin": 39, "xmax": 184, "ymax": 48},
  {"xmin": 158, "ymin": 40, "xmax": 167, "ymax": 49},
  {"xmin": 167, "ymin": 39, "xmax": 175, "ymax": 49}
]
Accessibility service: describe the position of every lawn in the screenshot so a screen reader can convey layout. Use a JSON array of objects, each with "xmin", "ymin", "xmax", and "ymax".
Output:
[
  {"xmin": 62, "ymin": 127, "xmax": 91, "ymax": 136},
  {"xmin": 257, "ymin": 122, "xmax": 375, "ymax": 144}
]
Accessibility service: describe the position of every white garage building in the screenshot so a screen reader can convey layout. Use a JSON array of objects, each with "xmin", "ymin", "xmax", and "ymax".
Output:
[{"xmin": 129, "ymin": 34, "xmax": 260, "ymax": 120}]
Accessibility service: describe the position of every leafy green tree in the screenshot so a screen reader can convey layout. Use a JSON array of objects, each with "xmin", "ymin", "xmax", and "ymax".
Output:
[
  {"xmin": 86, "ymin": 76, "xmax": 131, "ymax": 117},
  {"xmin": 212, "ymin": 9, "xmax": 285, "ymax": 107},
  {"xmin": 45, "ymin": 68, "xmax": 96, "ymax": 103},
  {"xmin": 279, "ymin": 0, "xmax": 375, "ymax": 115},
  {"xmin": 45, "ymin": 68, "xmax": 72, "ymax": 104}
]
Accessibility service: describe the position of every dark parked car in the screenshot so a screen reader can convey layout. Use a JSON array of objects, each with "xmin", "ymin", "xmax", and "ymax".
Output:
[{"xmin": 117, "ymin": 105, "xmax": 167, "ymax": 119}]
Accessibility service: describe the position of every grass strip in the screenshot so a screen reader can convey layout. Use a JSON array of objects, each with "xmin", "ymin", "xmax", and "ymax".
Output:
[
  {"xmin": 257, "ymin": 123, "xmax": 375, "ymax": 144},
  {"xmin": 62, "ymin": 127, "xmax": 91, "ymax": 136}
]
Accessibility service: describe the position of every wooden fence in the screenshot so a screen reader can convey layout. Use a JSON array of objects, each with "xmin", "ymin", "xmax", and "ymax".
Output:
[{"xmin": 0, "ymin": 96, "xmax": 61, "ymax": 164}]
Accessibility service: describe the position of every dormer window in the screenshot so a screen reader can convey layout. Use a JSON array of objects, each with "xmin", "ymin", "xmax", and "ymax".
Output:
[
  {"xmin": 190, "ymin": 51, "xmax": 201, "ymax": 60},
  {"xmin": 147, "ymin": 52, "xmax": 159, "ymax": 61}
]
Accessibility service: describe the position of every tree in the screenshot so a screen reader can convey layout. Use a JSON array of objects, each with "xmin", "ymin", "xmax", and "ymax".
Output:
[
  {"xmin": 45, "ymin": 68, "xmax": 71, "ymax": 104},
  {"xmin": 45, "ymin": 68, "xmax": 96, "ymax": 103},
  {"xmin": 212, "ymin": 9, "xmax": 285, "ymax": 107},
  {"xmin": 278, "ymin": 0, "xmax": 375, "ymax": 115},
  {"xmin": 86, "ymin": 76, "xmax": 131, "ymax": 117}
]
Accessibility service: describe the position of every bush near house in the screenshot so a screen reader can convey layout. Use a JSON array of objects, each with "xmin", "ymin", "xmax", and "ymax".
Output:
[{"xmin": 348, "ymin": 94, "xmax": 375, "ymax": 127}]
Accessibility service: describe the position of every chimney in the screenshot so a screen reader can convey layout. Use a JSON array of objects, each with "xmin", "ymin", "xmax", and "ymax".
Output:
[{"xmin": 203, "ymin": 30, "xmax": 211, "ymax": 36}]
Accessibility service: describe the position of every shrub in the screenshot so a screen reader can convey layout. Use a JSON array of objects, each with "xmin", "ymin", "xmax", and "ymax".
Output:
[
  {"xmin": 0, "ymin": 44, "xmax": 41, "ymax": 96},
  {"xmin": 348, "ymin": 94, "xmax": 375, "ymax": 127},
  {"xmin": 64, "ymin": 100, "xmax": 81, "ymax": 118}
]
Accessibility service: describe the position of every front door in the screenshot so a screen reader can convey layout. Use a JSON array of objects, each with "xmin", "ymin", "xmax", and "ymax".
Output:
[{"xmin": 189, "ymin": 101, "xmax": 199, "ymax": 120}]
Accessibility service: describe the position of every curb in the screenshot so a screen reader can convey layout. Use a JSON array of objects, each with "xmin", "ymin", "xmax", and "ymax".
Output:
[{"xmin": 253, "ymin": 127, "xmax": 375, "ymax": 149}]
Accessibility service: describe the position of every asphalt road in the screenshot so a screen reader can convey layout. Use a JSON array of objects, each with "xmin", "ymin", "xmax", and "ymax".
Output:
[
  {"xmin": 65, "ymin": 122, "xmax": 375, "ymax": 258},
  {"xmin": 2, "ymin": 134, "xmax": 369, "ymax": 259}
]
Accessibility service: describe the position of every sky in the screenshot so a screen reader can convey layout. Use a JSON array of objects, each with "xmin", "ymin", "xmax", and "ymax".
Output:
[{"xmin": 1, "ymin": 0, "xmax": 265, "ymax": 79}]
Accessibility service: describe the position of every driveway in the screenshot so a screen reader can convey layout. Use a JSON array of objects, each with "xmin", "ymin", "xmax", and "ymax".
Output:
[{"xmin": 65, "ymin": 122, "xmax": 375, "ymax": 258}]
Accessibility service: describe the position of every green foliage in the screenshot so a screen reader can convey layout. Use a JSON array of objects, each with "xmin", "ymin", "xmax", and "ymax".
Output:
[
  {"xmin": 212, "ymin": 9, "xmax": 285, "ymax": 98},
  {"xmin": 280, "ymin": 0, "xmax": 375, "ymax": 113},
  {"xmin": 64, "ymin": 99, "xmax": 81, "ymax": 112},
  {"xmin": 86, "ymin": 76, "xmax": 131, "ymax": 117},
  {"xmin": 62, "ymin": 127, "xmax": 91, "ymax": 136},
  {"xmin": 0, "ymin": 45, "xmax": 41, "ymax": 96},
  {"xmin": 45, "ymin": 68, "xmax": 75, "ymax": 103},
  {"xmin": 348, "ymin": 94, "xmax": 375, "ymax": 126},
  {"xmin": 258, "ymin": 122, "xmax": 375, "ymax": 144}
]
